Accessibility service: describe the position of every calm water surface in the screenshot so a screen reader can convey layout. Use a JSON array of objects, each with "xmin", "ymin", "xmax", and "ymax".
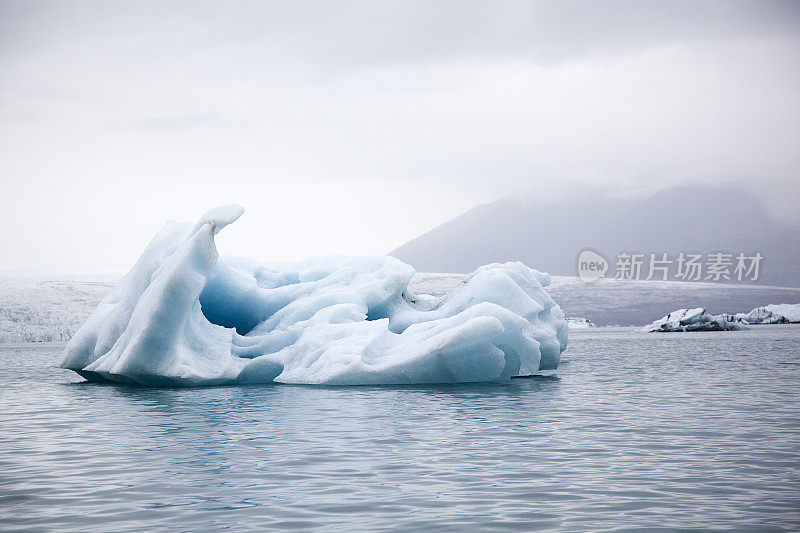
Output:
[{"xmin": 1, "ymin": 327, "xmax": 799, "ymax": 531}]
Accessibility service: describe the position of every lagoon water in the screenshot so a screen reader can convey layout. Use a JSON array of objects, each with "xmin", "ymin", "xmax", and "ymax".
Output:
[{"xmin": 2, "ymin": 326, "xmax": 800, "ymax": 531}]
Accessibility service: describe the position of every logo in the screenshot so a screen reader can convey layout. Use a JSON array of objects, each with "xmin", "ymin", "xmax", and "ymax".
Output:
[
  {"xmin": 576, "ymin": 250, "xmax": 762, "ymax": 282},
  {"xmin": 578, "ymin": 250, "xmax": 608, "ymax": 282}
]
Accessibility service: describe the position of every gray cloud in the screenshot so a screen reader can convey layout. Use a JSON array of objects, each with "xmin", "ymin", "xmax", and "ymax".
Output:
[
  {"xmin": 3, "ymin": 1, "xmax": 799, "ymax": 67},
  {"xmin": 1, "ymin": 1, "xmax": 799, "ymax": 268}
]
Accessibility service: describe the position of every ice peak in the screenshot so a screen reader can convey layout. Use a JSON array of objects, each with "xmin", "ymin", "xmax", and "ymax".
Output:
[{"xmin": 195, "ymin": 204, "xmax": 245, "ymax": 235}]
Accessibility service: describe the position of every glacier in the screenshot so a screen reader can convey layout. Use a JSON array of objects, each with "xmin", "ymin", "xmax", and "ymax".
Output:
[{"xmin": 60, "ymin": 206, "xmax": 568, "ymax": 386}]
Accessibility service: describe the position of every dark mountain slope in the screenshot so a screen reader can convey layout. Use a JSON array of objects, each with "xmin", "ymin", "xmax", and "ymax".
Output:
[{"xmin": 391, "ymin": 187, "xmax": 800, "ymax": 287}]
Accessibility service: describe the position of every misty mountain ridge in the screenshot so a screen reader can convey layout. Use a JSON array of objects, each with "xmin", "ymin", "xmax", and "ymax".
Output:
[{"xmin": 391, "ymin": 186, "xmax": 800, "ymax": 287}]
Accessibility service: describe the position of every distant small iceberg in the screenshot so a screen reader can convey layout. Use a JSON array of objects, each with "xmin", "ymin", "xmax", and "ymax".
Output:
[
  {"xmin": 566, "ymin": 317, "xmax": 596, "ymax": 329},
  {"xmin": 643, "ymin": 308, "xmax": 747, "ymax": 332},
  {"xmin": 735, "ymin": 304, "xmax": 800, "ymax": 325},
  {"xmin": 644, "ymin": 303, "xmax": 800, "ymax": 332}
]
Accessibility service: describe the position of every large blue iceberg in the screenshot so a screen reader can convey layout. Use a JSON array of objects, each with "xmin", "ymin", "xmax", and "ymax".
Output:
[{"xmin": 61, "ymin": 206, "xmax": 568, "ymax": 386}]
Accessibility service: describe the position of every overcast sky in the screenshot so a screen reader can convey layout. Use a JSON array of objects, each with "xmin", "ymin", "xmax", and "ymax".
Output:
[{"xmin": 1, "ymin": 0, "xmax": 799, "ymax": 269}]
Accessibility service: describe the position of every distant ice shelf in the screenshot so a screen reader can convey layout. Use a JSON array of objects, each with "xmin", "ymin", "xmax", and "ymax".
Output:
[{"xmin": 60, "ymin": 206, "xmax": 568, "ymax": 386}]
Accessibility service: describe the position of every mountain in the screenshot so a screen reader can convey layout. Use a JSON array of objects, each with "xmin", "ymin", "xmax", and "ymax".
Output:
[{"xmin": 391, "ymin": 187, "xmax": 800, "ymax": 287}]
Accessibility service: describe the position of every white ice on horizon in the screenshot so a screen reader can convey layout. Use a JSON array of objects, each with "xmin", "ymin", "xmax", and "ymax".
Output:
[
  {"xmin": 735, "ymin": 304, "xmax": 800, "ymax": 324},
  {"xmin": 60, "ymin": 206, "xmax": 568, "ymax": 386},
  {"xmin": 643, "ymin": 307, "xmax": 747, "ymax": 332},
  {"xmin": 765, "ymin": 304, "xmax": 800, "ymax": 323},
  {"xmin": 566, "ymin": 317, "xmax": 596, "ymax": 329}
]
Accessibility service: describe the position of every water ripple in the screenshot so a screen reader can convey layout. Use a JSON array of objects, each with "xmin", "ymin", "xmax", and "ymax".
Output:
[{"xmin": 1, "ymin": 326, "xmax": 800, "ymax": 530}]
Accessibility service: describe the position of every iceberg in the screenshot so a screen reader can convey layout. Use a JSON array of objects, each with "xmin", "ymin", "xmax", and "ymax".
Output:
[
  {"xmin": 764, "ymin": 304, "xmax": 800, "ymax": 323},
  {"xmin": 643, "ymin": 307, "xmax": 747, "ymax": 332},
  {"xmin": 60, "ymin": 206, "xmax": 568, "ymax": 386},
  {"xmin": 566, "ymin": 317, "xmax": 596, "ymax": 329},
  {"xmin": 735, "ymin": 304, "xmax": 800, "ymax": 324}
]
